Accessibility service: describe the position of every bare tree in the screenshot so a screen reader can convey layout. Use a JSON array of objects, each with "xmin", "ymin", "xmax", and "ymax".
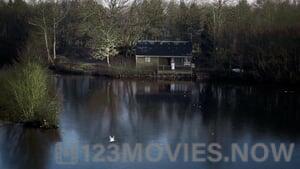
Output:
[{"xmin": 29, "ymin": 0, "xmax": 69, "ymax": 65}]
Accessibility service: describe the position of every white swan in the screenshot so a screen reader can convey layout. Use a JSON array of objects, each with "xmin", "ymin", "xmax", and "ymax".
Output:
[{"xmin": 109, "ymin": 136, "xmax": 116, "ymax": 143}]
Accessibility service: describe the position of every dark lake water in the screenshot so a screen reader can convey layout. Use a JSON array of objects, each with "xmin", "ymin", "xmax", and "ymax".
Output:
[{"xmin": 0, "ymin": 75, "xmax": 300, "ymax": 169}]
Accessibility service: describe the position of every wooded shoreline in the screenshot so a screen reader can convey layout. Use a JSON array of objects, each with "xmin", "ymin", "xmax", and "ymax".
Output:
[
  {"xmin": 1, "ymin": 0, "xmax": 299, "ymax": 84},
  {"xmin": 52, "ymin": 59, "xmax": 300, "ymax": 84},
  {"xmin": 52, "ymin": 60, "xmax": 196, "ymax": 81}
]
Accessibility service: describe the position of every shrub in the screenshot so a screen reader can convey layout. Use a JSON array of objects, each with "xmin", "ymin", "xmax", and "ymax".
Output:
[{"xmin": 0, "ymin": 59, "xmax": 59, "ymax": 128}]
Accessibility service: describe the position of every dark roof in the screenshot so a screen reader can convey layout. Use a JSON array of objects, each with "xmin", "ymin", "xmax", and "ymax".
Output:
[{"xmin": 135, "ymin": 40, "xmax": 192, "ymax": 56}]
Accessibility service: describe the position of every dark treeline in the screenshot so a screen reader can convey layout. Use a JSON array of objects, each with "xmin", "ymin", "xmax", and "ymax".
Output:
[
  {"xmin": 0, "ymin": 0, "xmax": 31, "ymax": 64},
  {"xmin": 0, "ymin": 0, "xmax": 300, "ymax": 82}
]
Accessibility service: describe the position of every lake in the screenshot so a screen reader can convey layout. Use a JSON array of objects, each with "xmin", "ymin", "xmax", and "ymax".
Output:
[{"xmin": 0, "ymin": 75, "xmax": 300, "ymax": 169}]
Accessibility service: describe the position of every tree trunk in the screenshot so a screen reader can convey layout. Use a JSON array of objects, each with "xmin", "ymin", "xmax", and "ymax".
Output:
[
  {"xmin": 42, "ymin": 12, "xmax": 54, "ymax": 65},
  {"xmin": 43, "ymin": 29, "xmax": 54, "ymax": 65},
  {"xmin": 53, "ymin": 22, "xmax": 57, "ymax": 61},
  {"xmin": 107, "ymin": 55, "xmax": 110, "ymax": 66}
]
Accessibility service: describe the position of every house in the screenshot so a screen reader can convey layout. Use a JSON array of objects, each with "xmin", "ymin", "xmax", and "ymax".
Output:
[{"xmin": 135, "ymin": 40, "xmax": 193, "ymax": 72}]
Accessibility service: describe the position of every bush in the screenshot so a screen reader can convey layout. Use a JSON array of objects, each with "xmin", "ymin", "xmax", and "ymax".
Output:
[{"xmin": 0, "ymin": 59, "xmax": 59, "ymax": 128}]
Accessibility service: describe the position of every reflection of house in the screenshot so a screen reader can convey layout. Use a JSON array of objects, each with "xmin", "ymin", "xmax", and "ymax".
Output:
[
  {"xmin": 134, "ymin": 82, "xmax": 194, "ymax": 103},
  {"xmin": 135, "ymin": 82, "xmax": 192, "ymax": 95},
  {"xmin": 135, "ymin": 41, "xmax": 193, "ymax": 73}
]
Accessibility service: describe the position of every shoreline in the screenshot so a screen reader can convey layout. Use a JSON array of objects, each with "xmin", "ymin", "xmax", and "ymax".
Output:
[
  {"xmin": 51, "ymin": 60, "xmax": 300, "ymax": 85},
  {"xmin": 52, "ymin": 61, "xmax": 196, "ymax": 81}
]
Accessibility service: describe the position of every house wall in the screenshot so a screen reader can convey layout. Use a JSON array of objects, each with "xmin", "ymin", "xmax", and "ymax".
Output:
[
  {"xmin": 136, "ymin": 55, "xmax": 192, "ymax": 69},
  {"xmin": 136, "ymin": 56, "xmax": 159, "ymax": 69},
  {"xmin": 159, "ymin": 58, "xmax": 169, "ymax": 65}
]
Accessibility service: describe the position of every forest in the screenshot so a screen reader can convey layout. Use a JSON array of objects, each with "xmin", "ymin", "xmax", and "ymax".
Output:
[{"xmin": 1, "ymin": 0, "xmax": 300, "ymax": 82}]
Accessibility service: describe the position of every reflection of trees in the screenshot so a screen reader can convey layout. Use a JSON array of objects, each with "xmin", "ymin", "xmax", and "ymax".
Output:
[
  {"xmin": 55, "ymin": 76, "xmax": 204, "ymax": 143},
  {"xmin": 1, "ymin": 77, "xmax": 298, "ymax": 169},
  {"xmin": 196, "ymin": 83, "xmax": 300, "ymax": 139},
  {"xmin": 0, "ymin": 126, "xmax": 60, "ymax": 169},
  {"xmin": 56, "ymin": 76, "xmax": 300, "ymax": 146}
]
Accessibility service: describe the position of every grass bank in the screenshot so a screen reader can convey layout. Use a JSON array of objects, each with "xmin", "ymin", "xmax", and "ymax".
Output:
[
  {"xmin": 53, "ymin": 57, "xmax": 195, "ymax": 81},
  {"xmin": 0, "ymin": 58, "xmax": 59, "ymax": 129}
]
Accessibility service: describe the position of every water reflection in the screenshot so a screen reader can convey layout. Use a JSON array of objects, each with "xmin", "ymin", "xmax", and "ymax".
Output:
[
  {"xmin": 0, "ymin": 126, "xmax": 60, "ymax": 169},
  {"xmin": 0, "ymin": 75, "xmax": 300, "ymax": 169},
  {"xmin": 55, "ymin": 76, "xmax": 300, "ymax": 143}
]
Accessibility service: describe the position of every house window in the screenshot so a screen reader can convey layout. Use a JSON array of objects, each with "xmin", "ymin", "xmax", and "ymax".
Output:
[{"xmin": 145, "ymin": 57, "xmax": 151, "ymax": 63}]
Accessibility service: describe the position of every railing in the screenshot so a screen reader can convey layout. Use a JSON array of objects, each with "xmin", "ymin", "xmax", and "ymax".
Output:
[
  {"xmin": 157, "ymin": 65, "xmax": 193, "ymax": 75},
  {"xmin": 158, "ymin": 65, "xmax": 171, "ymax": 71},
  {"xmin": 158, "ymin": 65, "xmax": 192, "ymax": 71}
]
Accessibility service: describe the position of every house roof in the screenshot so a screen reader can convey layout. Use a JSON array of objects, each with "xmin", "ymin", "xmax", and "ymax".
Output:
[{"xmin": 135, "ymin": 40, "xmax": 192, "ymax": 57}]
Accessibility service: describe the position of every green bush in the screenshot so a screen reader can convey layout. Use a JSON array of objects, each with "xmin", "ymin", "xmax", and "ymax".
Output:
[{"xmin": 0, "ymin": 59, "xmax": 59, "ymax": 128}]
